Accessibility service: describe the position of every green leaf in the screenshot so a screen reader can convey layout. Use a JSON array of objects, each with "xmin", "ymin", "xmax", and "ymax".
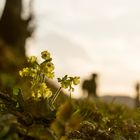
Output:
[{"xmin": 13, "ymin": 87, "xmax": 20, "ymax": 96}]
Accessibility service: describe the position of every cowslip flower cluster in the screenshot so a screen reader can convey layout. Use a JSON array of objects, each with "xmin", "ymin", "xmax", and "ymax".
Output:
[
  {"xmin": 19, "ymin": 51, "xmax": 55, "ymax": 99},
  {"xmin": 57, "ymin": 75, "xmax": 80, "ymax": 92},
  {"xmin": 19, "ymin": 67, "xmax": 38, "ymax": 78},
  {"xmin": 27, "ymin": 56, "xmax": 37, "ymax": 63},
  {"xmin": 19, "ymin": 50, "xmax": 80, "ymax": 103},
  {"xmin": 32, "ymin": 82, "xmax": 52, "ymax": 98},
  {"xmin": 40, "ymin": 61, "xmax": 55, "ymax": 79}
]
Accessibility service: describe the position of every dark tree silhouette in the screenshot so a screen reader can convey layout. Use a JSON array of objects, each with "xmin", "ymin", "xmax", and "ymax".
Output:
[
  {"xmin": 0, "ymin": 0, "xmax": 33, "ymax": 57},
  {"xmin": 0, "ymin": 0, "xmax": 33, "ymax": 92},
  {"xmin": 82, "ymin": 73, "xmax": 98, "ymax": 98}
]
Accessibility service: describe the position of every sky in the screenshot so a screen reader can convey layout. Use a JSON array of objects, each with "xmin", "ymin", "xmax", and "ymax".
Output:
[{"xmin": 1, "ymin": 0, "xmax": 140, "ymax": 98}]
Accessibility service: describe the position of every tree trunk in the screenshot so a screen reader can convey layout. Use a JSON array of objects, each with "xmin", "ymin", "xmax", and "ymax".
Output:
[{"xmin": 0, "ymin": 0, "xmax": 33, "ymax": 93}]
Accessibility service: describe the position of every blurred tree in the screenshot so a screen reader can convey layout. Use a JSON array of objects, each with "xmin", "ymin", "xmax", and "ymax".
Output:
[
  {"xmin": 0, "ymin": 0, "xmax": 33, "ymax": 93},
  {"xmin": 0, "ymin": 0, "xmax": 33, "ymax": 57}
]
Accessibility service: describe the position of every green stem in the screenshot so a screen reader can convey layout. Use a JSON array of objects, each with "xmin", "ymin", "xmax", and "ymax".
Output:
[
  {"xmin": 51, "ymin": 87, "xmax": 62, "ymax": 105},
  {"xmin": 69, "ymin": 91, "xmax": 72, "ymax": 101}
]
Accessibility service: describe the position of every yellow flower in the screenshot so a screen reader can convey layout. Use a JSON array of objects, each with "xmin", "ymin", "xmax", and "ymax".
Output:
[
  {"xmin": 61, "ymin": 81, "xmax": 69, "ymax": 89},
  {"xmin": 39, "ymin": 83, "xmax": 52, "ymax": 98},
  {"xmin": 46, "ymin": 62, "xmax": 55, "ymax": 72},
  {"xmin": 58, "ymin": 76, "xmax": 80, "ymax": 93},
  {"xmin": 40, "ymin": 82, "xmax": 47, "ymax": 89},
  {"xmin": 46, "ymin": 72, "xmax": 55, "ymax": 79},
  {"xmin": 41, "ymin": 51, "xmax": 51, "ymax": 60},
  {"xmin": 19, "ymin": 67, "xmax": 30, "ymax": 77},
  {"xmin": 40, "ymin": 61, "xmax": 55, "ymax": 79},
  {"xmin": 31, "ymin": 92, "xmax": 36, "ymax": 98},
  {"xmin": 73, "ymin": 77, "xmax": 80, "ymax": 85},
  {"xmin": 41, "ymin": 62, "xmax": 54, "ymax": 72},
  {"xmin": 27, "ymin": 56, "xmax": 37, "ymax": 63},
  {"xmin": 32, "ymin": 91, "xmax": 41, "ymax": 98},
  {"xmin": 32, "ymin": 82, "xmax": 52, "ymax": 99},
  {"xmin": 30, "ymin": 68, "xmax": 38, "ymax": 77},
  {"xmin": 44, "ymin": 88, "xmax": 52, "ymax": 98},
  {"xmin": 19, "ymin": 70, "xmax": 23, "ymax": 77}
]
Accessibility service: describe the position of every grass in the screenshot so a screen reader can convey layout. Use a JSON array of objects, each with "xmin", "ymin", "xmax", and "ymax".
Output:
[{"xmin": 0, "ymin": 92, "xmax": 139, "ymax": 140}]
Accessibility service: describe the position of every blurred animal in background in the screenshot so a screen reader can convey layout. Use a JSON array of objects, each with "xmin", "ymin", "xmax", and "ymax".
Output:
[
  {"xmin": 135, "ymin": 82, "xmax": 140, "ymax": 108},
  {"xmin": 82, "ymin": 73, "xmax": 98, "ymax": 98}
]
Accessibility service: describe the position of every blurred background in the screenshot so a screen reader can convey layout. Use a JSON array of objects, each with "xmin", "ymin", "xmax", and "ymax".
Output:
[{"xmin": 0, "ymin": 0, "xmax": 140, "ymax": 100}]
